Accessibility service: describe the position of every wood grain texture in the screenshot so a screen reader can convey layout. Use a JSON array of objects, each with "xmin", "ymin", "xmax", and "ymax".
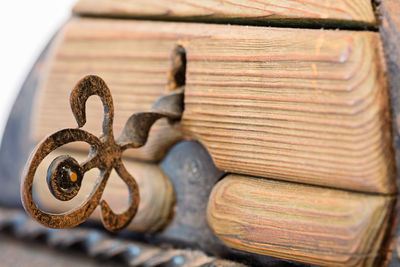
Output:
[
  {"xmin": 73, "ymin": 0, "xmax": 376, "ymax": 26},
  {"xmin": 35, "ymin": 18, "xmax": 394, "ymax": 193},
  {"xmin": 207, "ymin": 174, "xmax": 394, "ymax": 266},
  {"xmin": 34, "ymin": 20, "xmax": 184, "ymax": 162},
  {"xmin": 177, "ymin": 22, "xmax": 394, "ymax": 194},
  {"xmin": 34, "ymin": 150, "xmax": 175, "ymax": 232}
]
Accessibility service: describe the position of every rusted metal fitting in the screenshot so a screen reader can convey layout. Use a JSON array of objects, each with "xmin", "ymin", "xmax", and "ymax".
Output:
[{"xmin": 20, "ymin": 75, "xmax": 184, "ymax": 232}]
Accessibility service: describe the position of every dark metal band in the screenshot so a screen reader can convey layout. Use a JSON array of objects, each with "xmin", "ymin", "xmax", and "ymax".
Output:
[{"xmin": 0, "ymin": 208, "xmax": 245, "ymax": 267}]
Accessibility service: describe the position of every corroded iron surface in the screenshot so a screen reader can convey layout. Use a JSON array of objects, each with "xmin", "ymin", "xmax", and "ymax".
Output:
[{"xmin": 21, "ymin": 75, "xmax": 183, "ymax": 232}]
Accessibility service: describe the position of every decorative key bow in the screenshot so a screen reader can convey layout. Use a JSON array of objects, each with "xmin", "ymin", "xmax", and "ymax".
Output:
[{"xmin": 21, "ymin": 75, "xmax": 183, "ymax": 232}]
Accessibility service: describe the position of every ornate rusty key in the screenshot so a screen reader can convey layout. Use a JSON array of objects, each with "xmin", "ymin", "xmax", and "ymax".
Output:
[{"xmin": 20, "ymin": 74, "xmax": 183, "ymax": 232}]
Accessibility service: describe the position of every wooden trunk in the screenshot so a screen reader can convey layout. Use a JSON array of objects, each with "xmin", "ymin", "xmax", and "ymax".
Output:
[{"xmin": 1, "ymin": 0, "xmax": 400, "ymax": 266}]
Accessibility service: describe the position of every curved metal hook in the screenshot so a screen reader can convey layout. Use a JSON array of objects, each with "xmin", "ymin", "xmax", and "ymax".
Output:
[
  {"xmin": 117, "ymin": 87, "xmax": 184, "ymax": 150},
  {"xmin": 21, "ymin": 76, "xmax": 137, "ymax": 231},
  {"xmin": 21, "ymin": 74, "xmax": 183, "ymax": 232},
  {"xmin": 70, "ymin": 75, "xmax": 114, "ymax": 139},
  {"xmin": 100, "ymin": 161, "xmax": 139, "ymax": 231},
  {"xmin": 21, "ymin": 129, "xmax": 105, "ymax": 229}
]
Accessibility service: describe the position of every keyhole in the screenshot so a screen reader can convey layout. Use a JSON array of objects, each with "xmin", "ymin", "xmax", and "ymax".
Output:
[{"xmin": 166, "ymin": 45, "xmax": 186, "ymax": 92}]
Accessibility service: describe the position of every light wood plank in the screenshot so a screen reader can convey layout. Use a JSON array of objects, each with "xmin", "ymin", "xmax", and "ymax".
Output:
[
  {"xmin": 34, "ymin": 19, "xmax": 184, "ymax": 161},
  {"xmin": 73, "ymin": 0, "xmax": 376, "ymax": 26},
  {"xmin": 207, "ymin": 174, "xmax": 394, "ymax": 266},
  {"xmin": 34, "ymin": 18, "xmax": 394, "ymax": 193}
]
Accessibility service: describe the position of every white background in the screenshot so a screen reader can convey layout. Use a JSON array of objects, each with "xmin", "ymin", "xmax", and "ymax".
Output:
[{"xmin": 0, "ymin": 0, "xmax": 78, "ymax": 143}]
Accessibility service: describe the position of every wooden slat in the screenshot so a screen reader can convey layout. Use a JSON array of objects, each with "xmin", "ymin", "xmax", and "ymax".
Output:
[
  {"xmin": 73, "ymin": 0, "xmax": 376, "ymax": 26},
  {"xmin": 34, "ymin": 19, "xmax": 183, "ymax": 161},
  {"xmin": 207, "ymin": 175, "xmax": 394, "ymax": 266},
  {"xmin": 181, "ymin": 27, "xmax": 394, "ymax": 194},
  {"xmin": 35, "ymin": 18, "xmax": 394, "ymax": 193},
  {"xmin": 34, "ymin": 150, "xmax": 174, "ymax": 232}
]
